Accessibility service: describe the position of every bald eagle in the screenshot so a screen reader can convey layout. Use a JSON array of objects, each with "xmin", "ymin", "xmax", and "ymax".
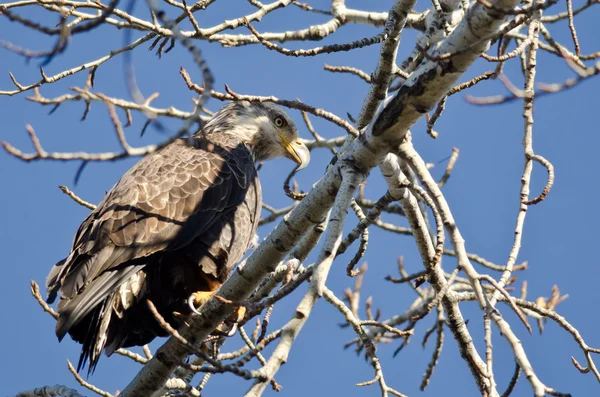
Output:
[{"xmin": 45, "ymin": 102, "xmax": 310, "ymax": 373}]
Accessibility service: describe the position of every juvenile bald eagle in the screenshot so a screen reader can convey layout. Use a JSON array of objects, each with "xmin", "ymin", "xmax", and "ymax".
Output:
[{"xmin": 45, "ymin": 102, "xmax": 310, "ymax": 373}]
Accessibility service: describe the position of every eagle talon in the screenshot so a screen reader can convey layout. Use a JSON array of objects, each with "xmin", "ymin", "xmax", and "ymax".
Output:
[
  {"xmin": 188, "ymin": 295, "xmax": 201, "ymax": 315},
  {"xmin": 212, "ymin": 323, "xmax": 238, "ymax": 337},
  {"xmin": 209, "ymin": 305, "xmax": 246, "ymax": 337},
  {"xmin": 172, "ymin": 311, "xmax": 190, "ymax": 327},
  {"xmin": 225, "ymin": 322, "xmax": 238, "ymax": 337},
  {"xmin": 220, "ymin": 306, "xmax": 246, "ymax": 336},
  {"xmin": 227, "ymin": 305, "xmax": 246, "ymax": 324},
  {"xmin": 188, "ymin": 290, "xmax": 216, "ymax": 315}
]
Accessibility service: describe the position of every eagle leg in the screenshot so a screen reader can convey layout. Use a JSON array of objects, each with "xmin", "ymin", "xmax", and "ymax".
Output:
[
  {"xmin": 187, "ymin": 273, "xmax": 222, "ymax": 315},
  {"xmin": 229, "ymin": 306, "xmax": 246, "ymax": 324},
  {"xmin": 187, "ymin": 290, "xmax": 247, "ymax": 337},
  {"xmin": 187, "ymin": 290, "xmax": 216, "ymax": 315},
  {"xmin": 218, "ymin": 306, "xmax": 246, "ymax": 337}
]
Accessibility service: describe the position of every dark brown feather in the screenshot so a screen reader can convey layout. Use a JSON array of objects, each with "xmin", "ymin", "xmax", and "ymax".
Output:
[{"xmin": 46, "ymin": 132, "xmax": 261, "ymax": 373}]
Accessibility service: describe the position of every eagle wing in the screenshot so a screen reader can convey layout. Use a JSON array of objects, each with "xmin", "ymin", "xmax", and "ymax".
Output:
[{"xmin": 47, "ymin": 135, "xmax": 258, "ymax": 340}]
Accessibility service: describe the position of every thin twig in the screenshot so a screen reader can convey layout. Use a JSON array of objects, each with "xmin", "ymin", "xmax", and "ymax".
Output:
[
  {"xmin": 66, "ymin": 361, "xmax": 113, "ymax": 397},
  {"xmin": 59, "ymin": 186, "xmax": 96, "ymax": 210}
]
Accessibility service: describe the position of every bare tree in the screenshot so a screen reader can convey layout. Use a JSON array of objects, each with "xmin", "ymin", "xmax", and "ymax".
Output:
[{"xmin": 3, "ymin": 0, "xmax": 600, "ymax": 396}]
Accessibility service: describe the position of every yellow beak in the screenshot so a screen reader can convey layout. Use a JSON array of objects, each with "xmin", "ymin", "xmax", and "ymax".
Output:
[{"xmin": 277, "ymin": 130, "xmax": 310, "ymax": 170}]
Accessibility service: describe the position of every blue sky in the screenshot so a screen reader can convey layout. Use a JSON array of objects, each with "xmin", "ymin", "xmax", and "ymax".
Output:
[{"xmin": 1, "ymin": 0, "xmax": 599, "ymax": 396}]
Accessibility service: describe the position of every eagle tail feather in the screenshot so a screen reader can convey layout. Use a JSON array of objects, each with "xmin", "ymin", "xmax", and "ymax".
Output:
[
  {"xmin": 56, "ymin": 265, "xmax": 145, "ymax": 341},
  {"xmin": 76, "ymin": 297, "xmax": 111, "ymax": 375},
  {"xmin": 46, "ymin": 258, "xmax": 67, "ymax": 304}
]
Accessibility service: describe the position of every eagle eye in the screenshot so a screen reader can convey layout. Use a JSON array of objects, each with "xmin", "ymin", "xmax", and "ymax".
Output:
[{"xmin": 274, "ymin": 116, "xmax": 286, "ymax": 128}]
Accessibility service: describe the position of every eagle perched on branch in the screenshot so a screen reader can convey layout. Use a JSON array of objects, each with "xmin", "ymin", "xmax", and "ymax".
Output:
[{"xmin": 45, "ymin": 101, "xmax": 310, "ymax": 373}]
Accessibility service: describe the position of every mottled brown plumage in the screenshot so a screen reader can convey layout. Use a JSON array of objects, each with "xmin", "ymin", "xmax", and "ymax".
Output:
[{"xmin": 45, "ymin": 102, "xmax": 310, "ymax": 373}]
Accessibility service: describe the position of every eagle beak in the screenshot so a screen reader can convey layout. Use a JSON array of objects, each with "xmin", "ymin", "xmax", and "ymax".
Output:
[
  {"xmin": 287, "ymin": 140, "xmax": 310, "ymax": 170},
  {"xmin": 278, "ymin": 131, "xmax": 310, "ymax": 170}
]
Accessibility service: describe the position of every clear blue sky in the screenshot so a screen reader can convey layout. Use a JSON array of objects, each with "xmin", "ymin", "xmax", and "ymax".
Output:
[{"xmin": 1, "ymin": 0, "xmax": 599, "ymax": 396}]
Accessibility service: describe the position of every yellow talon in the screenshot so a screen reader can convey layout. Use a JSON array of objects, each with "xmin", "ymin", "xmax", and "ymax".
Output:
[
  {"xmin": 231, "ymin": 306, "xmax": 246, "ymax": 323},
  {"xmin": 188, "ymin": 291, "xmax": 216, "ymax": 314},
  {"xmin": 215, "ymin": 305, "xmax": 247, "ymax": 336},
  {"xmin": 188, "ymin": 290, "xmax": 246, "ymax": 337},
  {"xmin": 172, "ymin": 311, "xmax": 190, "ymax": 327}
]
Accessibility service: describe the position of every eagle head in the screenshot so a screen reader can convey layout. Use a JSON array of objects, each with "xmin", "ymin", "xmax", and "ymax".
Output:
[{"xmin": 203, "ymin": 101, "xmax": 311, "ymax": 170}]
